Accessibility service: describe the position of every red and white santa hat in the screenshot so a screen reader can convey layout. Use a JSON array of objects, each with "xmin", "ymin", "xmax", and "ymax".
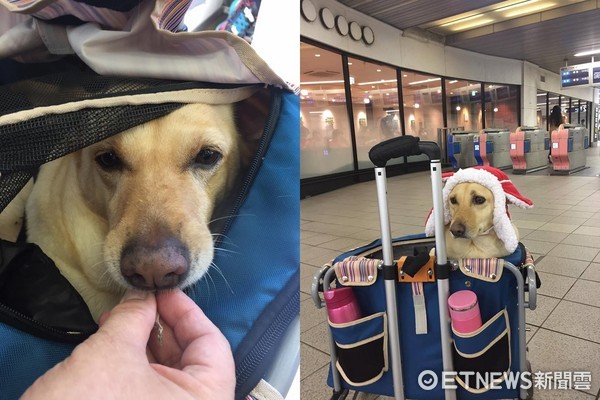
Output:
[{"xmin": 424, "ymin": 166, "xmax": 533, "ymax": 254}]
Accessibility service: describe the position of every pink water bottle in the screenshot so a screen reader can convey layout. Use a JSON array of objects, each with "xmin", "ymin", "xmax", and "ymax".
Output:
[
  {"xmin": 324, "ymin": 287, "xmax": 362, "ymax": 323},
  {"xmin": 448, "ymin": 290, "xmax": 482, "ymax": 334}
]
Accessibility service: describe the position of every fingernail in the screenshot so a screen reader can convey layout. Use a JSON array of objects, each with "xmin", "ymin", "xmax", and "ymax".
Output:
[{"xmin": 120, "ymin": 289, "xmax": 149, "ymax": 303}]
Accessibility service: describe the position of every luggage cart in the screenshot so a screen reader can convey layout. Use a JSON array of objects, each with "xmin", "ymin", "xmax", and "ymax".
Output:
[{"xmin": 312, "ymin": 136, "xmax": 538, "ymax": 400}]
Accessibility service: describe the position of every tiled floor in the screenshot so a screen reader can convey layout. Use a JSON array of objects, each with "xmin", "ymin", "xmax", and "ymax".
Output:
[{"xmin": 300, "ymin": 146, "xmax": 600, "ymax": 399}]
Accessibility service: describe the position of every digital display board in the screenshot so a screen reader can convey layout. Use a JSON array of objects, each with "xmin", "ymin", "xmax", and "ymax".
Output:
[
  {"xmin": 561, "ymin": 66, "xmax": 589, "ymax": 88},
  {"xmin": 593, "ymin": 67, "xmax": 600, "ymax": 84}
]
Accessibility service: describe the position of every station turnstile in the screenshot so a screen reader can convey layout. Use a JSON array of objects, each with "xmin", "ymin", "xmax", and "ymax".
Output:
[
  {"xmin": 474, "ymin": 128, "xmax": 512, "ymax": 169},
  {"xmin": 550, "ymin": 124, "xmax": 587, "ymax": 175},
  {"xmin": 447, "ymin": 131, "xmax": 478, "ymax": 169},
  {"xmin": 510, "ymin": 126, "xmax": 550, "ymax": 174}
]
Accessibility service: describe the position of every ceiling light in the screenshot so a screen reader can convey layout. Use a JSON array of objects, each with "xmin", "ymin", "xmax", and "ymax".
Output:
[
  {"xmin": 409, "ymin": 77, "xmax": 441, "ymax": 85},
  {"xmin": 357, "ymin": 79, "xmax": 397, "ymax": 86},
  {"xmin": 440, "ymin": 14, "xmax": 484, "ymax": 28},
  {"xmin": 574, "ymin": 49, "xmax": 600, "ymax": 57},
  {"xmin": 364, "ymin": 98, "xmax": 370, "ymax": 104},
  {"xmin": 376, "ymin": 69, "xmax": 382, "ymax": 72},
  {"xmin": 493, "ymin": 107, "xmax": 498, "ymax": 112},
  {"xmin": 503, "ymin": 2, "xmax": 554, "ymax": 18},
  {"xmin": 300, "ymin": 80, "xmax": 345, "ymax": 85},
  {"xmin": 449, "ymin": 18, "xmax": 494, "ymax": 32},
  {"xmin": 456, "ymin": 106, "xmax": 461, "ymax": 111},
  {"xmin": 414, "ymin": 103, "xmax": 420, "ymax": 108},
  {"xmin": 497, "ymin": 0, "xmax": 538, "ymax": 13},
  {"xmin": 315, "ymin": 54, "xmax": 321, "ymax": 57},
  {"xmin": 300, "ymin": 89, "xmax": 309, "ymax": 96}
]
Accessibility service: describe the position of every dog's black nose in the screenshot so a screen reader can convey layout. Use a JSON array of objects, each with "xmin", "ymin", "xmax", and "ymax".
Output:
[
  {"xmin": 120, "ymin": 237, "xmax": 189, "ymax": 290},
  {"xmin": 450, "ymin": 223, "xmax": 466, "ymax": 238}
]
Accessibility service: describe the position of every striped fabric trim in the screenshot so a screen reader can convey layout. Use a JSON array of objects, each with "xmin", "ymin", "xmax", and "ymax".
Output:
[
  {"xmin": 9, "ymin": 0, "xmax": 37, "ymax": 7},
  {"xmin": 411, "ymin": 282, "xmax": 422, "ymax": 296},
  {"xmin": 158, "ymin": 0, "xmax": 192, "ymax": 32},
  {"xmin": 524, "ymin": 247, "xmax": 535, "ymax": 267},
  {"xmin": 333, "ymin": 256, "xmax": 379, "ymax": 286},
  {"xmin": 457, "ymin": 258, "xmax": 504, "ymax": 282},
  {"xmin": 412, "ymin": 281, "xmax": 427, "ymax": 334}
]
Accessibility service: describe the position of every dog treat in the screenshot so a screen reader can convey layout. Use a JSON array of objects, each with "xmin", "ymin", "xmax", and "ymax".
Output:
[{"xmin": 155, "ymin": 314, "xmax": 164, "ymax": 346}]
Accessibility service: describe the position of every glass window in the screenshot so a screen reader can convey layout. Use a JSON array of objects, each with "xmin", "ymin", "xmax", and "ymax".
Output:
[
  {"xmin": 348, "ymin": 57, "xmax": 400, "ymax": 168},
  {"xmin": 401, "ymin": 71, "xmax": 443, "ymax": 142},
  {"xmin": 300, "ymin": 43, "xmax": 353, "ymax": 179},
  {"xmin": 445, "ymin": 79, "xmax": 482, "ymax": 131},
  {"xmin": 536, "ymin": 90, "xmax": 547, "ymax": 129},
  {"xmin": 561, "ymin": 96, "xmax": 570, "ymax": 124},
  {"xmin": 548, "ymin": 93, "xmax": 560, "ymax": 131},
  {"xmin": 579, "ymin": 101, "xmax": 588, "ymax": 127},
  {"xmin": 484, "ymin": 84, "xmax": 518, "ymax": 130}
]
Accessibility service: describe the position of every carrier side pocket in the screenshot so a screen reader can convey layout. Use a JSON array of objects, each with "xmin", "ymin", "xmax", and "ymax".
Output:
[
  {"xmin": 452, "ymin": 309, "xmax": 511, "ymax": 394},
  {"xmin": 329, "ymin": 312, "xmax": 387, "ymax": 386}
]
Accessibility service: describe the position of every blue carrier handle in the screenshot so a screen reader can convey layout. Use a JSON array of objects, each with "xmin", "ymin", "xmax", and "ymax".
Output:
[{"xmin": 368, "ymin": 135, "xmax": 441, "ymax": 167}]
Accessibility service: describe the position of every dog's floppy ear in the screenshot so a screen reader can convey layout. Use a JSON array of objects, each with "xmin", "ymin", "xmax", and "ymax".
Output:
[{"xmin": 235, "ymin": 89, "xmax": 272, "ymax": 168}]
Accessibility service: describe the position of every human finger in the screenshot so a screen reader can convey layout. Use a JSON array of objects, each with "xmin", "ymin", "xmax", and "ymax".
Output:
[
  {"xmin": 98, "ymin": 289, "xmax": 157, "ymax": 350},
  {"xmin": 155, "ymin": 290, "xmax": 233, "ymax": 368}
]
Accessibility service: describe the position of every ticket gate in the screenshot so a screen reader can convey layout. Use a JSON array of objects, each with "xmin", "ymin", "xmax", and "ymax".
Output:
[
  {"xmin": 447, "ymin": 131, "xmax": 478, "ymax": 169},
  {"xmin": 550, "ymin": 124, "xmax": 587, "ymax": 175},
  {"xmin": 510, "ymin": 126, "xmax": 550, "ymax": 174},
  {"xmin": 474, "ymin": 128, "xmax": 512, "ymax": 169}
]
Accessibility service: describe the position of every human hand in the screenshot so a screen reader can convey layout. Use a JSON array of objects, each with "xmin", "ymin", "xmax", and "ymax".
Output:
[{"xmin": 21, "ymin": 289, "xmax": 235, "ymax": 400}]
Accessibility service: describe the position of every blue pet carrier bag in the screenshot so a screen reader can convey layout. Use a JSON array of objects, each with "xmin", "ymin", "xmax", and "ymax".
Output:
[{"xmin": 0, "ymin": 1, "xmax": 299, "ymax": 399}]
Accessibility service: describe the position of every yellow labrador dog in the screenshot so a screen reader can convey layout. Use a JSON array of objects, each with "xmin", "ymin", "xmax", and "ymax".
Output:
[
  {"xmin": 445, "ymin": 181, "xmax": 515, "ymax": 259},
  {"xmin": 425, "ymin": 166, "xmax": 532, "ymax": 260},
  {"xmin": 17, "ymin": 103, "xmax": 242, "ymax": 321}
]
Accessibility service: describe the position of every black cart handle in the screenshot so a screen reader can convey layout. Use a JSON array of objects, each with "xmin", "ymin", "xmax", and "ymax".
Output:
[{"xmin": 368, "ymin": 135, "xmax": 441, "ymax": 167}]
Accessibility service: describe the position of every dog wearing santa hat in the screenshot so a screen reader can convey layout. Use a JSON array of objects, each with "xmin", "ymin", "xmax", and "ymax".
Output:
[{"xmin": 425, "ymin": 166, "xmax": 533, "ymax": 259}]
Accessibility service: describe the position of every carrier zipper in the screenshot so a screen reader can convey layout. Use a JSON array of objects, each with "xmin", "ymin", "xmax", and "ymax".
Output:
[
  {"xmin": 216, "ymin": 88, "xmax": 282, "ymax": 245},
  {"xmin": 0, "ymin": 302, "xmax": 94, "ymax": 343},
  {"xmin": 235, "ymin": 278, "xmax": 300, "ymax": 397}
]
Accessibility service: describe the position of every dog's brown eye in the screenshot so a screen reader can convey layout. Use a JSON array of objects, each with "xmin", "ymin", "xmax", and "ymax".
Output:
[
  {"xmin": 194, "ymin": 148, "xmax": 222, "ymax": 168},
  {"xmin": 473, "ymin": 195, "xmax": 486, "ymax": 205},
  {"xmin": 449, "ymin": 196, "xmax": 457, "ymax": 205},
  {"xmin": 96, "ymin": 151, "xmax": 122, "ymax": 171}
]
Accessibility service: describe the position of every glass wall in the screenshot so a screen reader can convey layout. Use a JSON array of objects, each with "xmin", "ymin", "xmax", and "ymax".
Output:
[
  {"xmin": 537, "ymin": 90, "xmax": 590, "ymax": 132},
  {"xmin": 401, "ymin": 71, "xmax": 443, "ymax": 142},
  {"xmin": 300, "ymin": 43, "xmax": 352, "ymax": 179},
  {"xmin": 300, "ymin": 39, "xmax": 522, "ymax": 189},
  {"xmin": 484, "ymin": 84, "xmax": 518, "ymax": 130},
  {"xmin": 561, "ymin": 97, "xmax": 570, "ymax": 124},
  {"xmin": 548, "ymin": 93, "xmax": 560, "ymax": 130},
  {"xmin": 348, "ymin": 57, "xmax": 400, "ymax": 169},
  {"xmin": 445, "ymin": 79, "xmax": 482, "ymax": 131},
  {"xmin": 536, "ymin": 90, "xmax": 547, "ymax": 128}
]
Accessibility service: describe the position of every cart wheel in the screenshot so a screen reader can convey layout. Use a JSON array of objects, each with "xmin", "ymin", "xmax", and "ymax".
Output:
[{"xmin": 526, "ymin": 360, "xmax": 534, "ymax": 400}]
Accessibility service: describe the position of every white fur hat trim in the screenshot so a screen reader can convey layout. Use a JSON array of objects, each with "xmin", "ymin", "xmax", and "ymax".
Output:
[{"xmin": 424, "ymin": 167, "xmax": 533, "ymax": 254}]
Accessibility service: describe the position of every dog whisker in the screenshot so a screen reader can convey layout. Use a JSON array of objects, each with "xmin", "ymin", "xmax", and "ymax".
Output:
[
  {"xmin": 208, "ymin": 213, "xmax": 255, "ymax": 225},
  {"xmin": 213, "ymin": 246, "xmax": 242, "ymax": 256},
  {"xmin": 207, "ymin": 262, "xmax": 234, "ymax": 295}
]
